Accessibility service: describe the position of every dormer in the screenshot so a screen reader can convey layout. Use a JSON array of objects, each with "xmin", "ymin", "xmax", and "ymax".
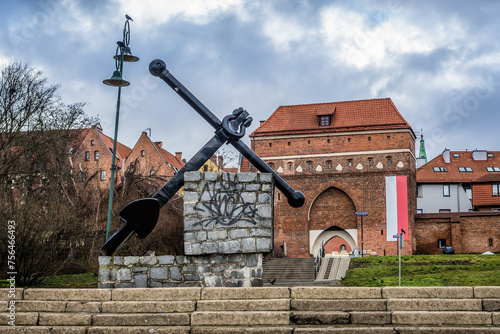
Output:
[{"xmin": 316, "ymin": 106, "xmax": 335, "ymax": 127}]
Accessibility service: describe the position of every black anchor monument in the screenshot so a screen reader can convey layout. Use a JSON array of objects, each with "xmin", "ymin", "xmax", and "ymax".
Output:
[{"xmin": 101, "ymin": 59, "xmax": 305, "ymax": 256}]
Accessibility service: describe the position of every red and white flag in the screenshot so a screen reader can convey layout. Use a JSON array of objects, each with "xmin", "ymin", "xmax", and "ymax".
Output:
[{"xmin": 386, "ymin": 176, "xmax": 409, "ymax": 241}]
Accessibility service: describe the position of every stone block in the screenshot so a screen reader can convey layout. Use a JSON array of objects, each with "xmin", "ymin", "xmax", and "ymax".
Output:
[
  {"xmin": 134, "ymin": 273, "xmax": 148, "ymax": 288},
  {"xmin": 251, "ymin": 228, "xmax": 272, "ymax": 237},
  {"xmin": 39, "ymin": 313, "xmax": 92, "ymax": 326},
  {"xmin": 191, "ymin": 311, "xmax": 289, "ymax": 326},
  {"xmin": 230, "ymin": 229, "xmax": 249, "ymax": 239},
  {"xmin": 350, "ymin": 311, "xmax": 391, "ymax": 325},
  {"xmin": 140, "ymin": 256, "xmax": 157, "ymax": 265},
  {"xmin": 184, "ymin": 217, "xmax": 202, "ymax": 231},
  {"xmin": 24, "ymin": 288, "xmax": 111, "ymax": 301},
  {"xmin": 241, "ymin": 238, "xmax": 256, "ymax": 252},
  {"xmin": 291, "ymin": 287, "xmax": 381, "ymax": 299},
  {"xmin": 256, "ymin": 237, "xmax": 272, "ymax": 252},
  {"xmin": 294, "ymin": 329, "xmax": 394, "ymax": 334},
  {"xmin": 0, "ymin": 312, "xmax": 38, "ymax": 326},
  {"xmin": 191, "ymin": 328, "xmax": 291, "ymax": 334},
  {"xmin": 185, "ymin": 273, "xmax": 202, "ymax": 281},
  {"xmin": 15, "ymin": 300, "xmax": 66, "ymax": 312},
  {"xmin": 88, "ymin": 327, "xmax": 190, "ymax": 334},
  {"xmin": 150, "ymin": 281, "xmax": 163, "ymax": 287},
  {"xmin": 222, "ymin": 173, "xmax": 235, "ymax": 182},
  {"xmin": 66, "ymin": 301, "xmax": 101, "ymax": 313},
  {"xmin": 196, "ymin": 231, "xmax": 208, "ymax": 241},
  {"xmin": 256, "ymin": 204, "xmax": 272, "ymax": 218},
  {"xmin": 185, "ymin": 242, "xmax": 202, "ymax": 255},
  {"xmin": 205, "ymin": 171, "xmax": 219, "ymax": 181},
  {"xmin": 116, "ymin": 282, "xmax": 133, "ymax": 288},
  {"xmin": 207, "ymin": 230, "xmax": 227, "ymax": 240},
  {"xmin": 98, "ymin": 267, "xmax": 110, "ymax": 281},
  {"xmin": 258, "ymin": 193, "xmax": 272, "ymax": 203},
  {"xmin": 185, "ymin": 232, "xmax": 195, "ymax": 241},
  {"xmin": 259, "ymin": 173, "xmax": 273, "ymax": 183},
  {"xmin": 245, "ymin": 183, "xmax": 261, "ymax": 191},
  {"xmin": 387, "ymin": 298, "xmax": 482, "ymax": 311},
  {"xmin": 392, "ymin": 311, "xmax": 492, "ymax": 325},
  {"xmin": 204, "ymin": 275, "xmax": 223, "ymax": 287},
  {"xmin": 171, "ymin": 266, "xmax": 182, "ymax": 281},
  {"xmin": 101, "ymin": 300, "xmax": 195, "ymax": 313},
  {"xmin": 111, "ymin": 287, "xmax": 201, "ymax": 301},
  {"xmin": 113, "ymin": 256, "xmax": 123, "ymax": 265},
  {"xmin": 185, "ymin": 171, "xmax": 202, "ymax": 182},
  {"xmin": 494, "ymin": 312, "xmax": 500, "ymax": 326},
  {"xmin": 240, "ymin": 192, "xmax": 257, "ymax": 203},
  {"xmin": 383, "ymin": 287, "xmax": 473, "ymax": 299},
  {"xmin": 483, "ymin": 299, "xmax": 500, "ymax": 311},
  {"xmin": 291, "ymin": 299, "xmax": 386, "ymax": 311},
  {"xmin": 150, "ymin": 267, "xmax": 169, "ymax": 280},
  {"xmin": 202, "ymin": 241, "xmax": 219, "ymax": 254},
  {"xmin": 176, "ymin": 255, "xmax": 187, "ymax": 264},
  {"xmin": 197, "ymin": 299, "xmax": 290, "ymax": 311},
  {"xmin": 117, "ymin": 268, "xmax": 131, "ymax": 281},
  {"xmin": 92, "ymin": 313, "xmax": 190, "ymax": 326},
  {"xmin": 202, "ymin": 287, "xmax": 290, "ymax": 300},
  {"xmin": 246, "ymin": 253, "xmax": 261, "ymax": 267},
  {"xmin": 98, "ymin": 256, "xmax": 111, "ymax": 266},
  {"xmin": 290, "ymin": 311, "xmax": 349, "ymax": 325},
  {"xmin": 237, "ymin": 173, "xmax": 257, "ymax": 182},
  {"xmin": 474, "ymin": 286, "xmax": 500, "ymax": 298},
  {"xmin": 123, "ymin": 256, "xmax": 139, "ymax": 265},
  {"xmin": 132, "ymin": 267, "xmax": 148, "ymax": 272},
  {"xmin": 219, "ymin": 240, "xmax": 241, "ymax": 254}
]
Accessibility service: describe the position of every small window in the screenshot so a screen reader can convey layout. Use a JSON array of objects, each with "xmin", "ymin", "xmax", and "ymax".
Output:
[
  {"xmin": 465, "ymin": 167, "xmax": 472, "ymax": 172},
  {"xmin": 433, "ymin": 167, "xmax": 448, "ymax": 172},
  {"xmin": 489, "ymin": 237, "xmax": 494, "ymax": 247},
  {"xmin": 307, "ymin": 161, "xmax": 313, "ymax": 170},
  {"xmin": 94, "ymin": 151, "xmax": 100, "ymax": 161},
  {"xmin": 417, "ymin": 209, "xmax": 423, "ymax": 214},
  {"xmin": 453, "ymin": 153, "xmax": 460, "ymax": 158},
  {"xmin": 319, "ymin": 116, "xmax": 330, "ymax": 126},
  {"xmin": 368, "ymin": 158, "xmax": 373, "ymax": 166},
  {"xmin": 368, "ymin": 136, "xmax": 371, "ymax": 141},
  {"xmin": 459, "ymin": 167, "xmax": 473, "ymax": 172},
  {"xmin": 488, "ymin": 167, "xmax": 500, "ymax": 172},
  {"xmin": 141, "ymin": 150, "xmax": 145, "ymax": 157},
  {"xmin": 85, "ymin": 151, "xmax": 90, "ymax": 161},
  {"xmin": 340, "ymin": 244, "xmax": 346, "ymax": 251},
  {"xmin": 387, "ymin": 135, "xmax": 390, "ymax": 140},
  {"xmin": 443, "ymin": 184, "xmax": 450, "ymax": 197},
  {"xmin": 387, "ymin": 157, "xmax": 392, "ymax": 166},
  {"xmin": 91, "ymin": 140, "xmax": 95, "ymax": 146},
  {"xmin": 493, "ymin": 184, "xmax": 500, "ymax": 197},
  {"xmin": 327, "ymin": 139, "xmax": 330, "ymax": 144},
  {"xmin": 268, "ymin": 163, "xmax": 274, "ymax": 170},
  {"xmin": 439, "ymin": 209, "xmax": 451, "ymax": 213},
  {"xmin": 417, "ymin": 185, "xmax": 423, "ymax": 198},
  {"xmin": 438, "ymin": 239, "xmax": 446, "ymax": 248},
  {"xmin": 288, "ymin": 162, "xmax": 293, "ymax": 171},
  {"xmin": 288, "ymin": 142, "xmax": 291, "ymax": 146},
  {"xmin": 269, "ymin": 143, "xmax": 272, "ymax": 147},
  {"xmin": 348, "ymin": 138, "xmax": 351, "ymax": 142},
  {"xmin": 150, "ymin": 170, "xmax": 156, "ymax": 176},
  {"xmin": 487, "ymin": 153, "xmax": 494, "ymax": 158},
  {"xmin": 308, "ymin": 140, "xmax": 311, "ymax": 145},
  {"xmin": 100, "ymin": 170, "xmax": 106, "ymax": 181},
  {"xmin": 347, "ymin": 159, "xmax": 353, "ymax": 167},
  {"xmin": 326, "ymin": 160, "xmax": 332, "ymax": 169}
]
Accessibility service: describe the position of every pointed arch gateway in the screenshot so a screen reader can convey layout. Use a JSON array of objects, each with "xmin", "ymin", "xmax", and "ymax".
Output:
[{"xmin": 308, "ymin": 186, "xmax": 358, "ymax": 256}]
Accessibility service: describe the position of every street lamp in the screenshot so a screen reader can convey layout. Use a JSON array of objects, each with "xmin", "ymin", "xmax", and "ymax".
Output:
[{"xmin": 103, "ymin": 15, "xmax": 139, "ymax": 241}]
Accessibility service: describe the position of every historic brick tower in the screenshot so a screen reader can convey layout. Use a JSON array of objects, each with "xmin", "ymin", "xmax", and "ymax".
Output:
[{"xmin": 250, "ymin": 98, "xmax": 417, "ymax": 257}]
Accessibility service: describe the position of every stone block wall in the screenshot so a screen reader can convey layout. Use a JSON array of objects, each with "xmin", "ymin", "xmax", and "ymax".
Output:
[
  {"xmin": 98, "ymin": 172, "xmax": 273, "ymax": 288},
  {"xmin": 183, "ymin": 171, "xmax": 274, "ymax": 255},
  {"xmin": 98, "ymin": 254, "xmax": 263, "ymax": 288}
]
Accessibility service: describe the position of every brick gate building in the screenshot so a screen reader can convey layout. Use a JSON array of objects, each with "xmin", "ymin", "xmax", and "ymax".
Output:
[{"xmin": 250, "ymin": 98, "xmax": 417, "ymax": 257}]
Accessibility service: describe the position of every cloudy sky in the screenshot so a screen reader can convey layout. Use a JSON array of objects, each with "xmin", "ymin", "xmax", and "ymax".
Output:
[{"xmin": 1, "ymin": 0, "xmax": 499, "ymax": 163}]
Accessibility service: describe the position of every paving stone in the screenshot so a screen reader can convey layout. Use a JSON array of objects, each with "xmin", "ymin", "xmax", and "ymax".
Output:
[
  {"xmin": 291, "ymin": 287, "xmax": 381, "ymax": 299},
  {"xmin": 294, "ymin": 328, "xmax": 395, "ymax": 333},
  {"xmin": 392, "ymin": 311, "xmax": 492, "ymax": 325},
  {"xmin": 475, "ymin": 286, "xmax": 500, "ymax": 298},
  {"xmin": 191, "ymin": 327, "xmax": 292, "ymax": 334},
  {"xmin": 87, "ymin": 327, "xmax": 190, "ymax": 334},
  {"xmin": 111, "ymin": 287, "xmax": 201, "ymax": 301},
  {"xmin": 383, "ymin": 287, "xmax": 473, "ymax": 299},
  {"xmin": 0, "ymin": 326, "xmax": 87, "ymax": 333},
  {"xmin": 483, "ymin": 299, "xmax": 500, "ymax": 311},
  {"xmin": 92, "ymin": 313, "xmax": 190, "ymax": 326},
  {"xmin": 197, "ymin": 299, "xmax": 290, "ymax": 311},
  {"xmin": 101, "ymin": 300, "xmax": 195, "ymax": 313},
  {"xmin": 387, "ymin": 298, "xmax": 482, "ymax": 311},
  {"xmin": 350, "ymin": 311, "xmax": 391, "ymax": 324},
  {"xmin": 201, "ymin": 287, "xmax": 290, "ymax": 300},
  {"xmin": 192, "ymin": 311, "xmax": 289, "ymax": 326},
  {"xmin": 24, "ymin": 288, "xmax": 111, "ymax": 301},
  {"xmin": 395, "ymin": 327, "xmax": 500, "ymax": 334},
  {"xmin": 14, "ymin": 300, "xmax": 65, "ymax": 312},
  {"xmin": 65, "ymin": 301, "xmax": 101, "ymax": 313},
  {"xmin": 291, "ymin": 299, "xmax": 386, "ymax": 311},
  {"xmin": 38, "ymin": 313, "xmax": 92, "ymax": 326},
  {"xmin": 290, "ymin": 311, "xmax": 349, "ymax": 325}
]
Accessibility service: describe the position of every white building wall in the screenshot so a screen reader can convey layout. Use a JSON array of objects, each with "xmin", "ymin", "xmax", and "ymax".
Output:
[{"xmin": 417, "ymin": 183, "xmax": 473, "ymax": 213}]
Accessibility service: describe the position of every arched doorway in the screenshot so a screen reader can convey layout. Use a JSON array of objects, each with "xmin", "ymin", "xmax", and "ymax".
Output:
[
  {"xmin": 324, "ymin": 236, "xmax": 353, "ymax": 254},
  {"xmin": 310, "ymin": 226, "xmax": 357, "ymax": 257}
]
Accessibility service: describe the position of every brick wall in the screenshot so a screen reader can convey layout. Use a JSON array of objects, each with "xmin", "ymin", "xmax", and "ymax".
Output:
[
  {"xmin": 252, "ymin": 130, "xmax": 416, "ymax": 257},
  {"xmin": 415, "ymin": 212, "xmax": 500, "ymax": 254}
]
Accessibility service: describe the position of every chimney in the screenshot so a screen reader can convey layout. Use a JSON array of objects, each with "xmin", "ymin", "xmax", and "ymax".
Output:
[
  {"xmin": 175, "ymin": 152, "xmax": 182, "ymax": 161},
  {"xmin": 155, "ymin": 141, "xmax": 162, "ymax": 149},
  {"xmin": 442, "ymin": 149, "xmax": 450, "ymax": 164},
  {"xmin": 218, "ymin": 155, "xmax": 224, "ymax": 168},
  {"xmin": 259, "ymin": 120, "xmax": 266, "ymax": 125}
]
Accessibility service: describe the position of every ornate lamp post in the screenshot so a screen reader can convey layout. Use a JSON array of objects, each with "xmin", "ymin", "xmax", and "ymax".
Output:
[{"xmin": 103, "ymin": 15, "xmax": 139, "ymax": 240}]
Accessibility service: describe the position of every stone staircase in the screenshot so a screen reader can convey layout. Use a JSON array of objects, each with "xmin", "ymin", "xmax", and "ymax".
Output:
[
  {"xmin": 316, "ymin": 256, "xmax": 350, "ymax": 281},
  {"xmin": 262, "ymin": 257, "xmax": 316, "ymax": 284},
  {"xmin": 1, "ymin": 286, "xmax": 499, "ymax": 332}
]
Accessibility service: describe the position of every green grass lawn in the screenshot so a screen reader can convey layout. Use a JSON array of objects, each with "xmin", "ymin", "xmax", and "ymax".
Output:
[
  {"xmin": 341, "ymin": 253, "xmax": 500, "ymax": 287},
  {"xmin": 0, "ymin": 273, "xmax": 97, "ymax": 289}
]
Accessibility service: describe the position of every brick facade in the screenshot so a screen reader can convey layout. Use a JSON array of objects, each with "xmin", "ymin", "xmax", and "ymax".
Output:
[
  {"xmin": 415, "ymin": 212, "xmax": 500, "ymax": 254},
  {"xmin": 250, "ymin": 99, "xmax": 417, "ymax": 257}
]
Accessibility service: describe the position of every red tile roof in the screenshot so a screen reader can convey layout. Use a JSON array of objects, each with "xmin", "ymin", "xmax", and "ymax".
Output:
[
  {"xmin": 153, "ymin": 142, "xmax": 184, "ymax": 170},
  {"xmin": 250, "ymin": 98, "xmax": 412, "ymax": 137},
  {"xmin": 98, "ymin": 131, "xmax": 132, "ymax": 169},
  {"xmin": 417, "ymin": 150, "xmax": 500, "ymax": 183},
  {"xmin": 473, "ymin": 173, "xmax": 500, "ymax": 183}
]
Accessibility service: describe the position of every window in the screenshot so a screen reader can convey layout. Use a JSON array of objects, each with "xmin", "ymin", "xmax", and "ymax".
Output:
[
  {"xmin": 368, "ymin": 158, "xmax": 373, "ymax": 166},
  {"xmin": 288, "ymin": 142, "xmax": 291, "ymax": 146},
  {"xmin": 94, "ymin": 150, "xmax": 99, "ymax": 161},
  {"xmin": 438, "ymin": 239, "xmax": 446, "ymax": 248},
  {"xmin": 347, "ymin": 159, "xmax": 353, "ymax": 167},
  {"xmin": 327, "ymin": 139, "xmax": 330, "ymax": 143},
  {"xmin": 368, "ymin": 136, "xmax": 371, "ymax": 141},
  {"xmin": 85, "ymin": 151, "xmax": 90, "ymax": 161},
  {"xmin": 443, "ymin": 184, "xmax": 450, "ymax": 197},
  {"xmin": 91, "ymin": 140, "xmax": 95, "ymax": 146},
  {"xmin": 268, "ymin": 163, "xmax": 274, "ymax": 170},
  {"xmin": 150, "ymin": 170, "xmax": 156, "ymax": 176},
  {"xmin": 433, "ymin": 167, "xmax": 448, "ymax": 172},
  {"xmin": 203, "ymin": 165, "xmax": 208, "ymax": 171},
  {"xmin": 100, "ymin": 170, "xmax": 106, "ymax": 181},
  {"xmin": 141, "ymin": 150, "xmax": 145, "ymax": 157},
  {"xmin": 326, "ymin": 160, "xmax": 332, "ymax": 169},
  {"xmin": 489, "ymin": 237, "xmax": 494, "ymax": 247},
  {"xmin": 417, "ymin": 185, "xmax": 423, "ymax": 198},
  {"xmin": 340, "ymin": 244, "xmax": 346, "ymax": 251},
  {"xmin": 458, "ymin": 167, "xmax": 473, "ymax": 172},
  {"xmin": 307, "ymin": 161, "xmax": 313, "ymax": 170},
  {"xmin": 269, "ymin": 143, "xmax": 272, "ymax": 147},
  {"xmin": 319, "ymin": 116, "xmax": 330, "ymax": 126},
  {"xmin": 308, "ymin": 140, "xmax": 311, "ymax": 145},
  {"xmin": 493, "ymin": 184, "xmax": 500, "ymax": 197},
  {"xmin": 288, "ymin": 162, "xmax": 293, "ymax": 171},
  {"xmin": 488, "ymin": 153, "xmax": 494, "ymax": 158},
  {"xmin": 387, "ymin": 135, "xmax": 391, "ymax": 140},
  {"xmin": 439, "ymin": 209, "xmax": 451, "ymax": 213},
  {"xmin": 416, "ymin": 209, "xmax": 423, "ymax": 214},
  {"xmin": 453, "ymin": 153, "xmax": 460, "ymax": 158},
  {"xmin": 347, "ymin": 138, "xmax": 351, "ymax": 142},
  {"xmin": 387, "ymin": 157, "xmax": 392, "ymax": 166},
  {"xmin": 465, "ymin": 188, "xmax": 472, "ymax": 200},
  {"xmin": 487, "ymin": 167, "xmax": 500, "ymax": 172}
]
